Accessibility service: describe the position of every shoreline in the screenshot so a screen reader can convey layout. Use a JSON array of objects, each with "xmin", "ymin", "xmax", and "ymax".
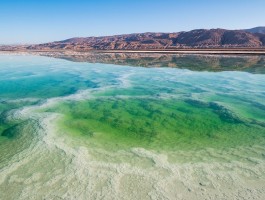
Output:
[{"xmin": 1, "ymin": 49, "xmax": 265, "ymax": 55}]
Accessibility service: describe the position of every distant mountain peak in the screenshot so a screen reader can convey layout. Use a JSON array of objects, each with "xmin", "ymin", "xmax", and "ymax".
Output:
[{"xmin": 244, "ymin": 27, "xmax": 265, "ymax": 34}]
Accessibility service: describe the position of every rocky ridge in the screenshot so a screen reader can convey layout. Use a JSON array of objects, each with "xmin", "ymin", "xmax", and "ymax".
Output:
[{"xmin": 1, "ymin": 27, "xmax": 265, "ymax": 51}]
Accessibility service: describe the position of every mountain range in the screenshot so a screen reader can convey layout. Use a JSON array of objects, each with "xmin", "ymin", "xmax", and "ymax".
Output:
[{"xmin": 2, "ymin": 27, "xmax": 265, "ymax": 51}]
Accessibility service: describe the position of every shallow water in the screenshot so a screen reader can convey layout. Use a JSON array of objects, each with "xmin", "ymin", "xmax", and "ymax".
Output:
[{"xmin": 0, "ymin": 54, "xmax": 265, "ymax": 200}]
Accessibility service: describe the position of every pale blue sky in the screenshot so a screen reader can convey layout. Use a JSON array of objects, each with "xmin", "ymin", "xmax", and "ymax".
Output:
[{"xmin": 0, "ymin": 0, "xmax": 264, "ymax": 44}]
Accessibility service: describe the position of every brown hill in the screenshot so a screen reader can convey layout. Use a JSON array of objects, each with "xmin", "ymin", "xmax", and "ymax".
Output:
[{"xmin": 2, "ymin": 28, "xmax": 265, "ymax": 51}]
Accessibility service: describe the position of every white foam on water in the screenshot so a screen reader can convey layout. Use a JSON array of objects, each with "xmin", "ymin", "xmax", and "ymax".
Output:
[
  {"xmin": 0, "ymin": 86, "xmax": 264, "ymax": 199},
  {"xmin": 1, "ymin": 105, "xmax": 265, "ymax": 200}
]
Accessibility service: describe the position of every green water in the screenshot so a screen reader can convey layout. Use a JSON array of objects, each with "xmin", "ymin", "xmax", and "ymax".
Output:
[
  {"xmin": 0, "ymin": 53, "xmax": 265, "ymax": 200},
  {"xmin": 44, "ymin": 98, "xmax": 264, "ymax": 151}
]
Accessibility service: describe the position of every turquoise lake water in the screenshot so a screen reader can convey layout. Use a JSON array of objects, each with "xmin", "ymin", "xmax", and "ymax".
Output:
[{"xmin": 0, "ymin": 53, "xmax": 264, "ymax": 200}]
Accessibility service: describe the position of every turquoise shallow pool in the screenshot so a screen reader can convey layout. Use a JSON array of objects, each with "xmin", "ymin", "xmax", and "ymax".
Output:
[{"xmin": 0, "ymin": 53, "xmax": 265, "ymax": 200}]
